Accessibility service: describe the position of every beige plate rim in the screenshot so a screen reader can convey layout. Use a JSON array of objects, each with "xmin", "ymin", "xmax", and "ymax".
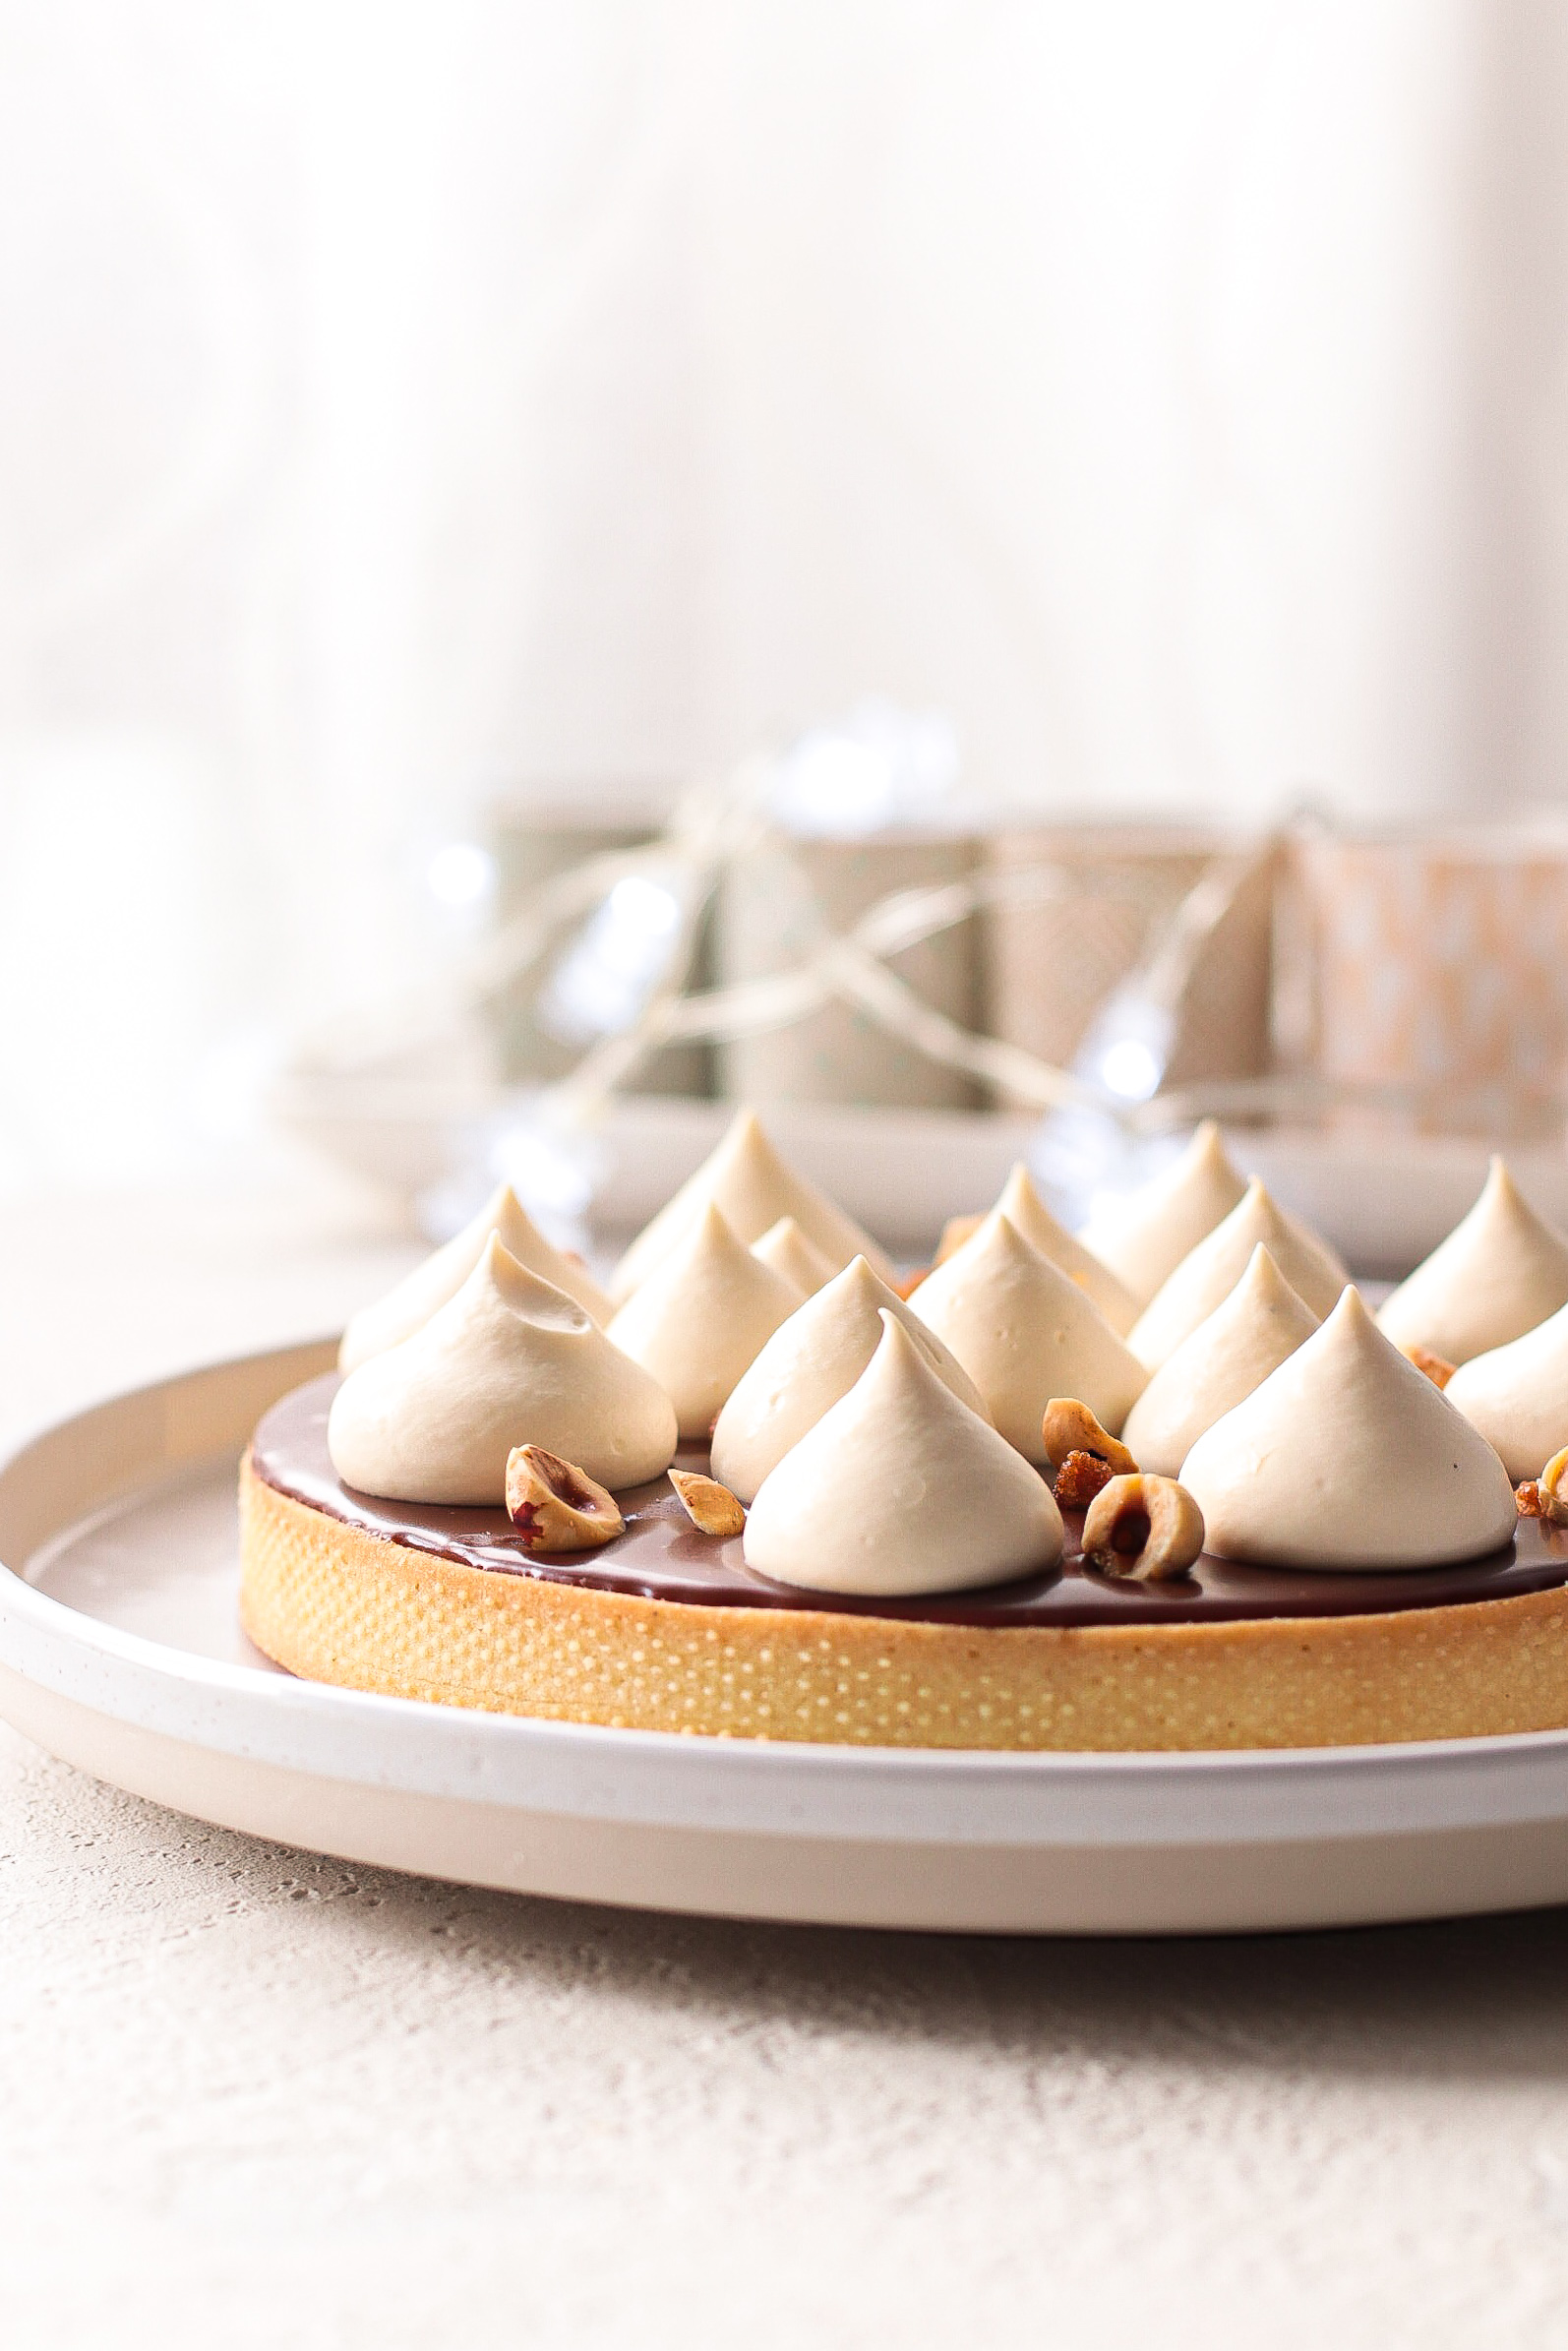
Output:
[{"xmin": 2, "ymin": 1339, "xmax": 1568, "ymax": 1934}]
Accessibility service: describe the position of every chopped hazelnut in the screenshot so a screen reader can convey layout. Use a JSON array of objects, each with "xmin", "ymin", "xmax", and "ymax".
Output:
[
  {"xmin": 505, "ymin": 1446, "xmax": 624, "ymax": 1550},
  {"xmin": 1041, "ymin": 1397, "xmax": 1137, "ymax": 1479},
  {"xmin": 1053, "ymin": 1450, "xmax": 1117, "ymax": 1510},
  {"xmin": 1402, "ymin": 1343, "xmax": 1457, "ymax": 1390},
  {"xmin": 1082, "ymin": 1474, "xmax": 1206, "ymax": 1583},
  {"xmin": 670, "ymin": 1469, "xmax": 747, "ymax": 1537}
]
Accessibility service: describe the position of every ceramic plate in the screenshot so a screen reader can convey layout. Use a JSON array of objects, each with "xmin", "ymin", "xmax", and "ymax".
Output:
[{"xmin": 2, "ymin": 1340, "xmax": 1568, "ymax": 1934}]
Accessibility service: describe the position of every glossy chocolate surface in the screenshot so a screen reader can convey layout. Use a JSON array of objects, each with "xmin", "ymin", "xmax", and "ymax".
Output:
[{"xmin": 252, "ymin": 1374, "xmax": 1568, "ymax": 1631}]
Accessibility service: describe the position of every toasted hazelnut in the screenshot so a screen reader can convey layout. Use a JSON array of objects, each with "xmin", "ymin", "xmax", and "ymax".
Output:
[
  {"xmin": 936, "ymin": 1211, "xmax": 984, "ymax": 1265},
  {"xmin": 1402, "ymin": 1343, "xmax": 1456, "ymax": 1391},
  {"xmin": 1082, "ymin": 1474, "xmax": 1205, "ymax": 1583},
  {"xmin": 1540, "ymin": 1447, "xmax": 1568, "ymax": 1529},
  {"xmin": 505, "ymin": 1446, "xmax": 624, "ymax": 1550},
  {"xmin": 1518, "ymin": 1480, "xmax": 1544, "ymax": 1519},
  {"xmin": 669, "ymin": 1469, "xmax": 746, "ymax": 1537},
  {"xmin": 1041, "ymin": 1397, "xmax": 1137, "ymax": 1478},
  {"xmin": 893, "ymin": 1266, "xmax": 933, "ymax": 1300},
  {"xmin": 1053, "ymin": 1450, "xmax": 1117, "ymax": 1510}
]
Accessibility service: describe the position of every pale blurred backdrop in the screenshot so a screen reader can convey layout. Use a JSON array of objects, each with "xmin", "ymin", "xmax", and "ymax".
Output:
[{"xmin": 3, "ymin": 0, "xmax": 1568, "ymax": 1184}]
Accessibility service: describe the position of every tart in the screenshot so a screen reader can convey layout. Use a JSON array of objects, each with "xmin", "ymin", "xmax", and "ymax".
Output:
[
  {"xmin": 238, "ymin": 1118, "xmax": 1568, "ymax": 1753},
  {"xmin": 239, "ymin": 1368, "xmax": 1568, "ymax": 1752}
]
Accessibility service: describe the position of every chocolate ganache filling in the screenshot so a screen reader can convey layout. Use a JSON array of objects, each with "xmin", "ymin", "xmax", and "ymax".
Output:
[{"xmin": 251, "ymin": 1373, "xmax": 1568, "ymax": 1631}]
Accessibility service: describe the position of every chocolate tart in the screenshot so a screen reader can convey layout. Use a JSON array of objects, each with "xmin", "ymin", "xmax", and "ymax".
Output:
[{"xmin": 238, "ymin": 1375, "xmax": 1568, "ymax": 1751}]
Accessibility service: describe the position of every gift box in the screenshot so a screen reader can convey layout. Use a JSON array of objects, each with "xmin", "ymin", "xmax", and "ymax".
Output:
[
  {"xmin": 1285, "ymin": 827, "xmax": 1568, "ymax": 1126},
  {"xmin": 713, "ymin": 831, "xmax": 981, "ymax": 1111},
  {"xmin": 980, "ymin": 826, "xmax": 1278, "ymax": 1107},
  {"xmin": 489, "ymin": 793, "xmax": 713, "ymax": 1099}
]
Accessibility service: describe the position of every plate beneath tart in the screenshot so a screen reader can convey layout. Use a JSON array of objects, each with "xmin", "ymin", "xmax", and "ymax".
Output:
[{"xmin": 5, "ymin": 1339, "xmax": 1568, "ymax": 1936}]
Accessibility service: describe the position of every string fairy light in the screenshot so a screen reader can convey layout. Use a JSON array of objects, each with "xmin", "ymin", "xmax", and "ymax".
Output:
[{"xmin": 275, "ymin": 740, "xmax": 1430, "ymax": 1235}]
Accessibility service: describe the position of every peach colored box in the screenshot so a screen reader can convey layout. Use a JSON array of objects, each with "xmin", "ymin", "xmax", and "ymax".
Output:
[{"xmin": 1289, "ymin": 828, "xmax": 1568, "ymax": 1099}]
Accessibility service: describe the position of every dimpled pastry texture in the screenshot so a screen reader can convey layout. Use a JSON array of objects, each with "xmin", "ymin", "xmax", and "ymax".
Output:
[
  {"xmin": 240, "ymin": 1450, "xmax": 1568, "ymax": 1748},
  {"xmin": 1121, "ymin": 1244, "xmax": 1319, "ymax": 1477},
  {"xmin": 710, "ymin": 1255, "xmax": 991, "ymax": 1505},
  {"xmin": 328, "ymin": 1235, "xmax": 677, "ymax": 1504},
  {"xmin": 606, "ymin": 1202, "xmax": 803, "ymax": 1441},
  {"xmin": 908, "ymin": 1210, "xmax": 1147, "ymax": 1460},
  {"xmin": 1445, "ymin": 1296, "xmax": 1568, "ymax": 1479},
  {"xmin": 1077, "ymin": 1120, "xmax": 1249, "ymax": 1308},
  {"xmin": 989, "ymin": 1163, "xmax": 1139, "ymax": 1334},
  {"xmin": 1376, "ymin": 1158, "xmax": 1568, "ymax": 1366},
  {"xmin": 1179, "ymin": 1288, "xmax": 1518, "ymax": 1570},
  {"xmin": 609, "ymin": 1108, "xmax": 892, "ymax": 1302},
  {"xmin": 1127, "ymin": 1178, "xmax": 1348, "ymax": 1371},
  {"xmin": 743, "ymin": 1313, "xmax": 1063, "ymax": 1597},
  {"xmin": 339, "ymin": 1180, "xmax": 614, "ymax": 1369}
]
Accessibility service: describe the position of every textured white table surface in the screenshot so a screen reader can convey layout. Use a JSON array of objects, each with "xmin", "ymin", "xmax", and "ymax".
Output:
[{"xmin": 3, "ymin": 1177, "xmax": 1568, "ymax": 2350}]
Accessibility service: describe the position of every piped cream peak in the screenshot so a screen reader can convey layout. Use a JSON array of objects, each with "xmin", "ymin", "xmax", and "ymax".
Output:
[
  {"xmin": 339, "ymin": 1180, "xmax": 612, "ymax": 1370},
  {"xmin": 909, "ymin": 1210, "xmax": 1146, "ymax": 1460},
  {"xmin": 607, "ymin": 1202, "xmax": 802, "ymax": 1440},
  {"xmin": 993, "ymin": 1164, "xmax": 1138, "ymax": 1333},
  {"xmin": 1445, "ymin": 1296, "xmax": 1568, "ymax": 1479},
  {"xmin": 609, "ymin": 1108, "xmax": 892, "ymax": 1302},
  {"xmin": 743, "ymin": 1312, "xmax": 1062, "ymax": 1597},
  {"xmin": 710, "ymin": 1253, "xmax": 990, "ymax": 1505},
  {"xmin": 1179, "ymin": 1287, "xmax": 1517, "ymax": 1570},
  {"xmin": 1377, "ymin": 1157, "xmax": 1568, "ymax": 1366},
  {"xmin": 751, "ymin": 1216, "xmax": 836, "ymax": 1297},
  {"xmin": 1077, "ymin": 1120, "xmax": 1248, "ymax": 1308},
  {"xmin": 1127, "ymin": 1177, "xmax": 1347, "ymax": 1370},
  {"xmin": 328, "ymin": 1234, "xmax": 676, "ymax": 1505},
  {"xmin": 1121, "ymin": 1243, "xmax": 1318, "ymax": 1477}
]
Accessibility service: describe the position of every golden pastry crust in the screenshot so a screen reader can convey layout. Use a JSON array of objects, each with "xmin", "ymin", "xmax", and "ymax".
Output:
[{"xmin": 239, "ymin": 1455, "xmax": 1568, "ymax": 1752}]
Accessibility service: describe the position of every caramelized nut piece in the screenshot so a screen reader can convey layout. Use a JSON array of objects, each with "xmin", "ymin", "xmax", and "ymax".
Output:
[
  {"xmin": 1041, "ymin": 1397, "xmax": 1137, "ymax": 1477},
  {"xmin": 670, "ymin": 1469, "xmax": 746, "ymax": 1537},
  {"xmin": 1053, "ymin": 1450, "xmax": 1117, "ymax": 1510},
  {"xmin": 1518, "ymin": 1480, "xmax": 1544, "ymax": 1519},
  {"xmin": 1541, "ymin": 1447, "xmax": 1568, "ymax": 1529},
  {"xmin": 936, "ymin": 1211, "xmax": 984, "ymax": 1265},
  {"xmin": 1402, "ymin": 1343, "xmax": 1457, "ymax": 1391},
  {"xmin": 1082, "ymin": 1474, "xmax": 1205, "ymax": 1582},
  {"xmin": 505, "ymin": 1446, "xmax": 624, "ymax": 1550}
]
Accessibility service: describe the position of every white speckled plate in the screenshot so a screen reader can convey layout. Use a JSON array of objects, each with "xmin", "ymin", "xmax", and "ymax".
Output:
[{"xmin": 3, "ymin": 1341, "xmax": 1568, "ymax": 1935}]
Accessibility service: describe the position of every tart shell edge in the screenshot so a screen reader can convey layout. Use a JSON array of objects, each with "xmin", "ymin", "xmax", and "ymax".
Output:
[{"xmin": 237, "ymin": 1453, "xmax": 1568, "ymax": 1752}]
